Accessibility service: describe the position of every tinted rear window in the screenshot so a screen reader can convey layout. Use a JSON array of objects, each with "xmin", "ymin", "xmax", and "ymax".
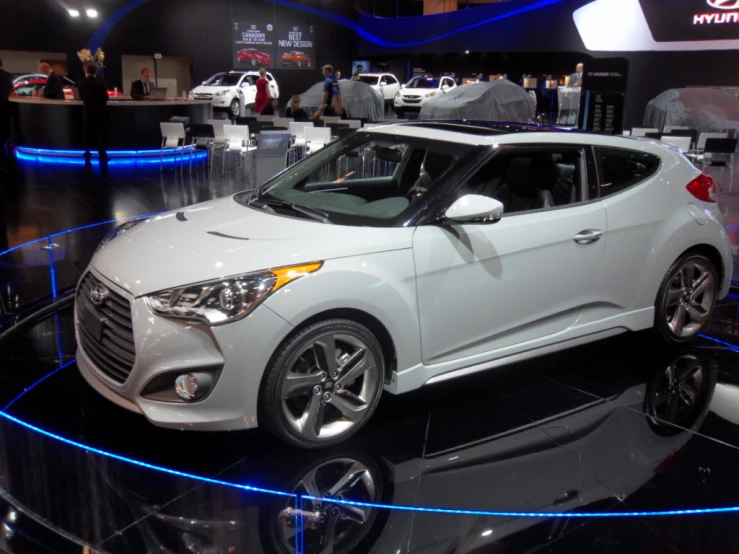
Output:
[{"xmin": 594, "ymin": 147, "xmax": 660, "ymax": 198}]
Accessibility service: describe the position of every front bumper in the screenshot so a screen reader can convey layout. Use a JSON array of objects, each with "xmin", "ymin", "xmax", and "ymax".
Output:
[
  {"xmin": 75, "ymin": 269, "xmax": 294, "ymax": 431},
  {"xmin": 394, "ymin": 96, "xmax": 431, "ymax": 110}
]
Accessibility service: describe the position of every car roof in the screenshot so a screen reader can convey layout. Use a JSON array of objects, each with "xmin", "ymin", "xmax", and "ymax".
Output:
[
  {"xmin": 227, "ymin": 70, "xmax": 268, "ymax": 76},
  {"xmin": 13, "ymin": 74, "xmax": 46, "ymax": 83},
  {"xmin": 364, "ymin": 120, "xmax": 670, "ymax": 151}
]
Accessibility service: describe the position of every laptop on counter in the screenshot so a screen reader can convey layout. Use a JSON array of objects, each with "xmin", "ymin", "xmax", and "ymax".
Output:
[{"xmin": 149, "ymin": 88, "xmax": 168, "ymax": 101}]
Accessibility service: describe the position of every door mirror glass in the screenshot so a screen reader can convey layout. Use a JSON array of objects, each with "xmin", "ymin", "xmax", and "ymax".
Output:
[
  {"xmin": 380, "ymin": 81, "xmax": 388, "ymax": 86},
  {"xmin": 445, "ymin": 194, "xmax": 503, "ymax": 224},
  {"xmin": 441, "ymin": 84, "xmax": 450, "ymax": 91}
]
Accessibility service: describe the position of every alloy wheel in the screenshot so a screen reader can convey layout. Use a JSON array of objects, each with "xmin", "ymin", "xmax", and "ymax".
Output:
[
  {"xmin": 281, "ymin": 333, "xmax": 380, "ymax": 441},
  {"xmin": 649, "ymin": 354, "xmax": 704, "ymax": 425},
  {"xmin": 663, "ymin": 259, "xmax": 716, "ymax": 338},
  {"xmin": 230, "ymin": 100, "xmax": 240, "ymax": 117}
]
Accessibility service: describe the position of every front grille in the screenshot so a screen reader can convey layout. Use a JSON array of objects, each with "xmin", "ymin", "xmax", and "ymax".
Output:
[
  {"xmin": 77, "ymin": 273, "xmax": 136, "ymax": 384},
  {"xmin": 194, "ymin": 93, "xmax": 213, "ymax": 99},
  {"xmin": 404, "ymin": 99, "xmax": 422, "ymax": 104},
  {"xmin": 404, "ymin": 95, "xmax": 421, "ymax": 99}
]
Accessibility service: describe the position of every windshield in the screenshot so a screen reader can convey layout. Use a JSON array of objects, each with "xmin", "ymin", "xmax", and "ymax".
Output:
[
  {"xmin": 358, "ymin": 76, "xmax": 379, "ymax": 85},
  {"xmin": 234, "ymin": 132, "xmax": 476, "ymax": 227},
  {"xmin": 204, "ymin": 73, "xmax": 242, "ymax": 87},
  {"xmin": 407, "ymin": 78, "xmax": 439, "ymax": 89}
]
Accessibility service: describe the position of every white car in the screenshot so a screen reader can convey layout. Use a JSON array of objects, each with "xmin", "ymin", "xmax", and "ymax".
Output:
[
  {"xmin": 75, "ymin": 121, "xmax": 732, "ymax": 449},
  {"xmin": 394, "ymin": 75, "xmax": 457, "ymax": 117},
  {"xmin": 356, "ymin": 73, "xmax": 401, "ymax": 104},
  {"xmin": 189, "ymin": 71, "xmax": 279, "ymax": 117}
]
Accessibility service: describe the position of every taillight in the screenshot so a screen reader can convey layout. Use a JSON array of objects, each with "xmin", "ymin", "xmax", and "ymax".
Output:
[{"xmin": 686, "ymin": 173, "xmax": 716, "ymax": 203}]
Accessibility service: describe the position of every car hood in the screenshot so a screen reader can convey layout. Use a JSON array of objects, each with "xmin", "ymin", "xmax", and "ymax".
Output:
[
  {"xmin": 191, "ymin": 86, "xmax": 237, "ymax": 94},
  {"xmin": 91, "ymin": 196, "xmax": 414, "ymax": 297}
]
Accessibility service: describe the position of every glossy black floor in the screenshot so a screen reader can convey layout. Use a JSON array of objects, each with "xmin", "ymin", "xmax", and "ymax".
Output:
[{"xmin": 1, "ymin": 154, "xmax": 739, "ymax": 553}]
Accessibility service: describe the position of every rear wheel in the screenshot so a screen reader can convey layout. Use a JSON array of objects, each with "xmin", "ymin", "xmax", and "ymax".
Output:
[
  {"xmin": 654, "ymin": 254, "xmax": 718, "ymax": 343},
  {"xmin": 298, "ymin": 60, "xmax": 302, "ymax": 68},
  {"xmin": 251, "ymin": 58, "xmax": 256, "ymax": 66},
  {"xmin": 260, "ymin": 319, "xmax": 385, "ymax": 449}
]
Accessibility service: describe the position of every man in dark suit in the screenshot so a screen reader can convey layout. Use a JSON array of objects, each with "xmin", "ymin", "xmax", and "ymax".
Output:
[
  {"xmin": 569, "ymin": 63, "xmax": 584, "ymax": 89},
  {"xmin": 78, "ymin": 62, "xmax": 109, "ymax": 168},
  {"xmin": 0, "ymin": 58, "xmax": 14, "ymax": 150},
  {"xmin": 130, "ymin": 67, "xmax": 153, "ymax": 100},
  {"xmin": 39, "ymin": 62, "xmax": 65, "ymax": 99}
]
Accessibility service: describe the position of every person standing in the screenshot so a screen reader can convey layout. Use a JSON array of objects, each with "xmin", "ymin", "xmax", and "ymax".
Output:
[
  {"xmin": 78, "ymin": 62, "xmax": 109, "ymax": 168},
  {"xmin": 39, "ymin": 62, "xmax": 65, "ymax": 99},
  {"xmin": 323, "ymin": 94, "xmax": 347, "ymax": 119},
  {"xmin": 315, "ymin": 64, "xmax": 339, "ymax": 117},
  {"xmin": 254, "ymin": 68, "xmax": 270, "ymax": 115},
  {"xmin": 570, "ymin": 63, "xmax": 584, "ymax": 88},
  {"xmin": 0, "ymin": 58, "xmax": 14, "ymax": 149},
  {"xmin": 130, "ymin": 67, "xmax": 153, "ymax": 100},
  {"xmin": 260, "ymin": 98, "xmax": 278, "ymax": 116}
]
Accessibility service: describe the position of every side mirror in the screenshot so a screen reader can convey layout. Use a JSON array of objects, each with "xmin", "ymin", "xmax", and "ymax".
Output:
[
  {"xmin": 441, "ymin": 85, "xmax": 450, "ymax": 92},
  {"xmin": 380, "ymin": 81, "xmax": 388, "ymax": 86},
  {"xmin": 400, "ymin": 84, "xmax": 406, "ymax": 89},
  {"xmin": 202, "ymin": 81, "xmax": 207, "ymax": 85},
  {"xmin": 445, "ymin": 195, "xmax": 503, "ymax": 224}
]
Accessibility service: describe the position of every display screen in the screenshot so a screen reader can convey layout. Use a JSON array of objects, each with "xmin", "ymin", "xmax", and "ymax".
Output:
[
  {"xmin": 233, "ymin": 21, "xmax": 275, "ymax": 69},
  {"xmin": 276, "ymin": 24, "xmax": 315, "ymax": 71},
  {"xmin": 638, "ymin": 0, "xmax": 739, "ymax": 42}
]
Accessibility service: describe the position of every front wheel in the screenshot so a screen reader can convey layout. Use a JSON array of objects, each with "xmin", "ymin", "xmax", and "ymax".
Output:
[
  {"xmin": 229, "ymin": 98, "xmax": 240, "ymax": 117},
  {"xmin": 298, "ymin": 60, "xmax": 302, "ymax": 68},
  {"xmin": 260, "ymin": 319, "xmax": 385, "ymax": 449},
  {"xmin": 654, "ymin": 254, "xmax": 718, "ymax": 343},
  {"xmin": 251, "ymin": 58, "xmax": 256, "ymax": 66}
]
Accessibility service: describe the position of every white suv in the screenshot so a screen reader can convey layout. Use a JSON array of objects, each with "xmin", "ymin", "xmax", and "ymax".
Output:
[
  {"xmin": 394, "ymin": 75, "xmax": 456, "ymax": 117},
  {"xmin": 189, "ymin": 71, "xmax": 279, "ymax": 117},
  {"xmin": 356, "ymin": 73, "xmax": 401, "ymax": 104}
]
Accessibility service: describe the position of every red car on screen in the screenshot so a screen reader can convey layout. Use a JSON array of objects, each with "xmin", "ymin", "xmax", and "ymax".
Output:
[
  {"xmin": 13, "ymin": 74, "xmax": 121, "ymax": 98},
  {"xmin": 281, "ymin": 51, "xmax": 311, "ymax": 68},
  {"xmin": 237, "ymin": 48, "xmax": 272, "ymax": 66}
]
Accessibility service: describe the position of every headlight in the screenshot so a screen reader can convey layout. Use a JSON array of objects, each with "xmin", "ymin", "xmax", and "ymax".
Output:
[
  {"xmin": 215, "ymin": 89, "xmax": 230, "ymax": 96},
  {"xmin": 95, "ymin": 217, "xmax": 148, "ymax": 253},
  {"xmin": 395, "ymin": 91, "xmax": 400, "ymax": 98},
  {"xmin": 428, "ymin": 91, "xmax": 437, "ymax": 97},
  {"xmin": 147, "ymin": 262, "xmax": 322, "ymax": 325}
]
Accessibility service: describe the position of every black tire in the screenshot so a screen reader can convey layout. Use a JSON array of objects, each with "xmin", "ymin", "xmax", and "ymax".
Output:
[
  {"xmin": 229, "ymin": 98, "xmax": 240, "ymax": 118},
  {"xmin": 260, "ymin": 319, "xmax": 385, "ymax": 449},
  {"xmin": 654, "ymin": 253, "xmax": 718, "ymax": 343}
]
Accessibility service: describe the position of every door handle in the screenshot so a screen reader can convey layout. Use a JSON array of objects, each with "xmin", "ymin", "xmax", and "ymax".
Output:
[{"xmin": 573, "ymin": 229, "xmax": 603, "ymax": 245}]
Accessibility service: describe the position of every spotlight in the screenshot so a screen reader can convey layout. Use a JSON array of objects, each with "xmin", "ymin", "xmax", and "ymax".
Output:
[
  {"xmin": 86, "ymin": 8, "xmax": 98, "ymax": 17},
  {"xmin": 68, "ymin": 9, "xmax": 80, "ymax": 16},
  {"xmin": 465, "ymin": 50, "xmax": 470, "ymax": 54}
]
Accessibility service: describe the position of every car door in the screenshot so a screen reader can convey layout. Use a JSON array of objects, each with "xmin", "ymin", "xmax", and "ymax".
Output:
[
  {"xmin": 441, "ymin": 77, "xmax": 455, "ymax": 93},
  {"xmin": 412, "ymin": 145, "xmax": 607, "ymax": 366}
]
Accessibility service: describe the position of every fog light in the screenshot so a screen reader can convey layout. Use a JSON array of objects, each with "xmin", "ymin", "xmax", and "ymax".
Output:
[{"xmin": 175, "ymin": 373, "xmax": 198, "ymax": 401}]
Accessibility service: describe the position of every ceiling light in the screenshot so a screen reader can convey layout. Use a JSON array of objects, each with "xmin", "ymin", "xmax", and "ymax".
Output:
[
  {"xmin": 86, "ymin": 9, "xmax": 98, "ymax": 17},
  {"xmin": 68, "ymin": 9, "xmax": 80, "ymax": 16},
  {"xmin": 465, "ymin": 50, "xmax": 470, "ymax": 54}
]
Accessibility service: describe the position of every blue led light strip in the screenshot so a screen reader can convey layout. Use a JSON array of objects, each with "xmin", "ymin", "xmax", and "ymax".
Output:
[
  {"xmin": 267, "ymin": 0, "xmax": 567, "ymax": 48},
  {"xmin": 725, "ymin": 226, "xmax": 739, "ymax": 232},
  {"xmin": 16, "ymin": 146, "xmax": 201, "ymax": 158},
  {"xmin": 698, "ymin": 334, "xmax": 739, "ymax": 353},
  {"xmin": 15, "ymin": 151, "xmax": 207, "ymax": 167},
  {"xmin": 0, "ymin": 212, "xmax": 161, "ymax": 259},
  {"xmin": 306, "ymin": 495, "xmax": 739, "ymax": 518},
  {"xmin": 0, "ymin": 409, "xmax": 295, "ymax": 498},
  {"xmin": 2, "ymin": 359, "xmax": 77, "ymax": 411}
]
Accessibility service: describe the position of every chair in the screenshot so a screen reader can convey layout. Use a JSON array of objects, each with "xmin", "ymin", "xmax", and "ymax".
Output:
[
  {"xmin": 661, "ymin": 135, "xmax": 691, "ymax": 153},
  {"xmin": 493, "ymin": 158, "xmax": 554, "ymax": 213},
  {"xmin": 288, "ymin": 121, "xmax": 314, "ymax": 164},
  {"xmin": 701, "ymin": 138, "xmax": 738, "ymax": 192},
  {"xmin": 622, "ymin": 130, "xmax": 632, "ymax": 136},
  {"xmin": 305, "ymin": 127, "xmax": 332, "ymax": 154},
  {"xmin": 644, "ymin": 132, "xmax": 662, "ymax": 139},
  {"xmin": 208, "ymin": 119, "xmax": 231, "ymax": 146},
  {"xmin": 664, "ymin": 125, "xmax": 690, "ymax": 134},
  {"xmin": 248, "ymin": 120, "xmax": 273, "ymax": 141},
  {"xmin": 344, "ymin": 120, "xmax": 362, "ymax": 129},
  {"xmin": 189, "ymin": 123, "xmax": 215, "ymax": 174},
  {"xmin": 696, "ymin": 131, "xmax": 728, "ymax": 152},
  {"xmin": 159, "ymin": 122, "xmax": 187, "ymax": 171},
  {"xmin": 223, "ymin": 125, "xmax": 253, "ymax": 176},
  {"xmin": 257, "ymin": 115, "xmax": 274, "ymax": 123},
  {"xmin": 321, "ymin": 116, "xmax": 341, "ymax": 124},
  {"xmin": 631, "ymin": 127, "xmax": 659, "ymax": 138}
]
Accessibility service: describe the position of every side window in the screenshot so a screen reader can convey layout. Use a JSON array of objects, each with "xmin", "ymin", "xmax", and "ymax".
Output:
[
  {"xmin": 594, "ymin": 147, "xmax": 660, "ymax": 197},
  {"xmin": 462, "ymin": 148, "xmax": 586, "ymax": 215},
  {"xmin": 443, "ymin": 78, "xmax": 454, "ymax": 88},
  {"xmin": 389, "ymin": 75, "xmax": 399, "ymax": 85}
]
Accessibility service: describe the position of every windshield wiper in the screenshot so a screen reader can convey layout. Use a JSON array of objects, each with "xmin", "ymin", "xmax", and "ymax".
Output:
[{"xmin": 248, "ymin": 196, "xmax": 332, "ymax": 224}]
